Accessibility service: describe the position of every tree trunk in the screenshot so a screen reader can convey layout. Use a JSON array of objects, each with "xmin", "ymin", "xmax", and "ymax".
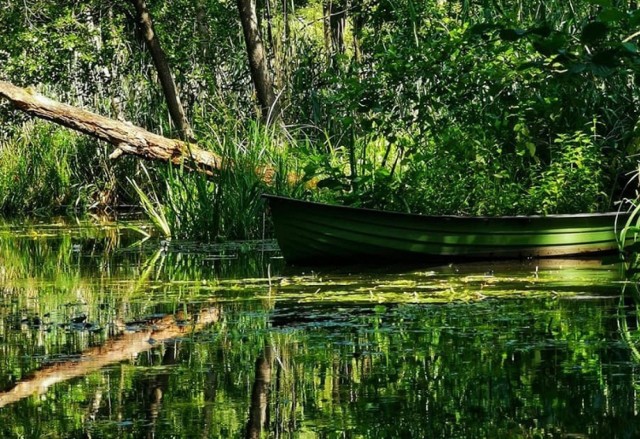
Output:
[
  {"xmin": 195, "ymin": 0, "xmax": 211, "ymax": 54},
  {"xmin": 323, "ymin": 0, "xmax": 347, "ymax": 66},
  {"xmin": 352, "ymin": 0, "xmax": 363, "ymax": 64},
  {"xmin": 130, "ymin": 0, "xmax": 194, "ymax": 141},
  {"xmin": 0, "ymin": 80, "xmax": 222, "ymax": 176},
  {"xmin": 246, "ymin": 345, "xmax": 274, "ymax": 439},
  {"xmin": 330, "ymin": 0, "xmax": 347, "ymax": 55},
  {"xmin": 237, "ymin": 0, "xmax": 281, "ymax": 123},
  {"xmin": 323, "ymin": 1, "xmax": 332, "ymax": 63}
]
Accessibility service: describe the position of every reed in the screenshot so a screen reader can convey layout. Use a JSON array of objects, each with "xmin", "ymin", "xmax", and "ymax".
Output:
[
  {"xmin": 128, "ymin": 166, "xmax": 171, "ymax": 238},
  {"xmin": 0, "ymin": 122, "xmax": 76, "ymax": 213},
  {"xmin": 131, "ymin": 121, "xmax": 305, "ymax": 240}
]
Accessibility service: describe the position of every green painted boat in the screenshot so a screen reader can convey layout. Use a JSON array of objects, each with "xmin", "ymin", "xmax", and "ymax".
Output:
[{"xmin": 264, "ymin": 195, "xmax": 628, "ymax": 264}]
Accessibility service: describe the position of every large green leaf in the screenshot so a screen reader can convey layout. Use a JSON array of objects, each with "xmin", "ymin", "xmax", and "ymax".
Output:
[
  {"xmin": 590, "ymin": 63, "xmax": 615, "ymax": 77},
  {"xmin": 532, "ymin": 33, "xmax": 567, "ymax": 56},
  {"xmin": 581, "ymin": 22, "xmax": 609, "ymax": 44},
  {"xmin": 467, "ymin": 23, "xmax": 497, "ymax": 36},
  {"xmin": 598, "ymin": 8, "xmax": 626, "ymax": 23},
  {"xmin": 592, "ymin": 49, "xmax": 619, "ymax": 67},
  {"xmin": 567, "ymin": 63, "xmax": 588, "ymax": 74},
  {"xmin": 499, "ymin": 28, "xmax": 527, "ymax": 41},
  {"xmin": 528, "ymin": 25, "xmax": 552, "ymax": 37},
  {"xmin": 622, "ymin": 42, "xmax": 638, "ymax": 55},
  {"xmin": 316, "ymin": 178, "xmax": 347, "ymax": 190}
]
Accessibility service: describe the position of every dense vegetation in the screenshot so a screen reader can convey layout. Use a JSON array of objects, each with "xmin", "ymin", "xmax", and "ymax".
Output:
[{"xmin": 1, "ymin": 0, "xmax": 640, "ymax": 239}]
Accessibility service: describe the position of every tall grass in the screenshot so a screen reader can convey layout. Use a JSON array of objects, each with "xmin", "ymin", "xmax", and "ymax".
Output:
[
  {"xmin": 0, "ymin": 118, "xmax": 140, "ymax": 214},
  {"xmin": 616, "ymin": 169, "xmax": 640, "ymax": 261},
  {"xmin": 128, "ymin": 167, "xmax": 171, "ymax": 238},
  {"xmin": 130, "ymin": 121, "xmax": 305, "ymax": 240},
  {"xmin": 0, "ymin": 81, "xmax": 305, "ymax": 241}
]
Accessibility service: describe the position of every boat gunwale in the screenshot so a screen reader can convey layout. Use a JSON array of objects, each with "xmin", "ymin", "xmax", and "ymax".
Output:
[{"xmin": 262, "ymin": 195, "xmax": 627, "ymax": 221}]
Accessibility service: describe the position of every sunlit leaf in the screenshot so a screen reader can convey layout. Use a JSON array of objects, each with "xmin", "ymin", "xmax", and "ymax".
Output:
[
  {"xmin": 517, "ymin": 60, "xmax": 543, "ymax": 71},
  {"xmin": 525, "ymin": 142, "xmax": 536, "ymax": 157}
]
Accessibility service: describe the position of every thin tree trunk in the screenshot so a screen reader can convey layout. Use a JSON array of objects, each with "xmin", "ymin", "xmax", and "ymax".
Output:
[
  {"xmin": 282, "ymin": 0, "xmax": 290, "ymax": 42},
  {"xmin": 237, "ymin": 0, "xmax": 281, "ymax": 123},
  {"xmin": 323, "ymin": 0, "xmax": 333, "ymax": 63},
  {"xmin": 130, "ymin": 0, "xmax": 194, "ymax": 141},
  {"xmin": 264, "ymin": 0, "xmax": 276, "ymax": 56},
  {"xmin": 264, "ymin": 0, "xmax": 280, "ymax": 88},
  {"xmin": 195, "ymin": 0, "xmax": 211, "ymax": 54},
  {"xmin": 352, "ymin": 0, "xmax": 363, "ymax": 64},
  {"xmin": 279, "ymin": 0, "xmax": 291, "ymax": 91},
  {"xmin": 330, "ymin": 0, "xmax": 347, "ymax": 55}
]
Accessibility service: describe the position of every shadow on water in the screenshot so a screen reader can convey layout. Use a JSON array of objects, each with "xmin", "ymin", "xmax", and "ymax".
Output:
[{"xmin": 2, "ymin": 217, "xmax": 640, "ymax": 437}]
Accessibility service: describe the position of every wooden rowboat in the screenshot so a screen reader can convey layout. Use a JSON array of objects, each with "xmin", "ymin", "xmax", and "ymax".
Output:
[{"xmin": 263, "ymin": 195, "xmax": 627, "ymax": 264}]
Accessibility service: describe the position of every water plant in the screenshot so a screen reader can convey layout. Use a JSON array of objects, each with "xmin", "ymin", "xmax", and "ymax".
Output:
[
  {"xmin": 129, "ymin": 121, "xmax": 306, "ymax": 240},
  {"xmin": 128, "ymin": 166, "xmax": 171, "ymax": 238}
]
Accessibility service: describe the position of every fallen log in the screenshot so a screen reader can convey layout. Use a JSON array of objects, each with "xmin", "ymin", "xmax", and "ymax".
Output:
[{"xmin": 0, "ymin": 80, "xmax": 222, "ymax": 176}]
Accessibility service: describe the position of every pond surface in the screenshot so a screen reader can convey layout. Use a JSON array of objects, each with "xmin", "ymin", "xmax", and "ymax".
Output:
[{"xmin": 1, "ymin": 217, "xmax": 640, "ymax": 438}]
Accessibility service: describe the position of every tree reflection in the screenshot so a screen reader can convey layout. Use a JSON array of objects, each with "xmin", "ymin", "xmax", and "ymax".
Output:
[
  {"xmin": 1, "ymin": 221, "xmax": 640, "ymax": 437},
  {"xmin": 0, "ymin": 307, "xmax": 220, "ymax": 408},
  {"xmin": 246, "ymin": 344, "xmax": 273, "ymax": 439}
]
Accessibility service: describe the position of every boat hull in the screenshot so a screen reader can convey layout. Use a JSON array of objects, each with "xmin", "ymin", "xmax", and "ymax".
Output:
[{"xmin": 264, "ymin": 195, "xmax": 627, "ymax": 264}]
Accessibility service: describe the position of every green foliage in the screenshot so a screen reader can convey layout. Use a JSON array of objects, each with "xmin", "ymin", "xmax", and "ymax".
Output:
[
  {"xmin": 1, "ymin": 0, "xmax": 640, "ymax": 236},
  {"xmin": 0, "ymin": 121, "xmax": 134, "ymax": 213},
  {"xmin": 134, "ymin": 122, "xmax": 305, "ymax": 240},
  {"xmin": 294, "ymin": 0, "xmax": 637, "ymax": 215},
  {"xmin": 129, "ymin": 166, "xmax": 171, "ymax": 238},
  {"xmin": 529, "ymin": 131, "xmax": 606, "ymax": 214}
]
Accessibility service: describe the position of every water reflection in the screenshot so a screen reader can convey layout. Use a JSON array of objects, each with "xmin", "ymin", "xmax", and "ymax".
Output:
[
  {"xmin": 1, "ymin": 218, "xmax": 640, "ymax": 437},
  {"xmin": 246, "ymin": 345, "xmax": 273, "ymax": 439}
]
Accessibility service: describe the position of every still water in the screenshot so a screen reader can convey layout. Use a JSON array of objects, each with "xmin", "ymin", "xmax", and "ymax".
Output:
[{"xmin": 1, "ymin": 217, "xmax": 640, "ymax": 438}]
